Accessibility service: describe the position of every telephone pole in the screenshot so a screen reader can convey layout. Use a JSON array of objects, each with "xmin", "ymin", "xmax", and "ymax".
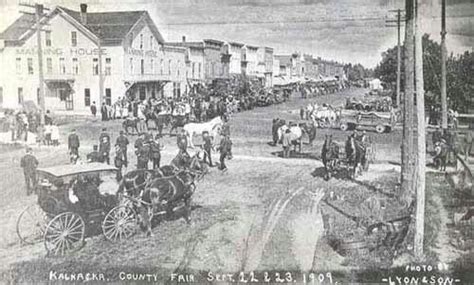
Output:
[
  {"xmin": 386, "ymin": 9, "xmax": 405, "ymax": 108},
  {"xmin": 401, "ymin": 0, "xmax": 415, "ymax": 198},
  {"xmin": 440, "ymin": 0, "xmax": 448, "ymax": 129},
  {"xmin": 19, "ymin": 2, "xmax": 49, "ymax": 127},
  {"xmin": 414, "ymin": 0, "xmax": 426, "ymax": 260}
]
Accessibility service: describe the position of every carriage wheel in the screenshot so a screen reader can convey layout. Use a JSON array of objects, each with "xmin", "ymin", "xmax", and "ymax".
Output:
[
  {"xmin": 44, "ymin": 212, "xmax": 85, "ymax": 256},
  {"xmin": 16, "ymin": 204, "xmax": 48, "ymax": 245},
  {"xmin": 102, "ymin": 205, "xmax": 137, "ymax": 242},
  {"xmin": 375, "ymin": 125, "xmax": 385, "ymax": 134}
]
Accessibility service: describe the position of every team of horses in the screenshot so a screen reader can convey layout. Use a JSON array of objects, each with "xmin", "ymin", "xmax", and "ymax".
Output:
[{"xmin": 118, "ymin": 150, "xmax": 209, "ymax": 236}]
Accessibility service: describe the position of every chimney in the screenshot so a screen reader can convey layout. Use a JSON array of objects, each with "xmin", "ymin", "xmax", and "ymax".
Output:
[
  {"xmin": 80, "ymin": 4, "xmax": 88, "ymax": 25},
  {"xmin": 182, "ymin": 36, "xmax": 186, "ymax": 43}
]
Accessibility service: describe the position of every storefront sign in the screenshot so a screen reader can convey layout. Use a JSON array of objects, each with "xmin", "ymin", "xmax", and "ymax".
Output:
[
  {"xmin": 125, "ymin": 48, "xmax": 158, "ymax": 58},
  {"xmin": 15, "ymin": 47, "xmax": 107, "ymax": 57}
]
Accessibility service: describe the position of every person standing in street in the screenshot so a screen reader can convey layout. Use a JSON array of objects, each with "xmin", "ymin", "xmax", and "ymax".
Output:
[
  {"xmin": 115, "ymin": 130, "xmax": 129, "ymax": 166},
  {"xmin": 101, "ymin": 101, "xmax": 108, "ymax": 121},
  {"xmin": 202, "ymin": 131, "xmax": 214, "ymax": 167},
  {"xmin": 137, "ymin": 138, "xmax": 150, "ymax": 169},
  {"xmin": 149, "ymin": 134, "xmax": 163, "ymax": 169},
  {"xmin": 99, "ymin": 128, "xmax": 111, "ymax": 164},
  {"xmin": 68, "ymin": 129, "xmax": 80, "ymax": 160},
  {"xmin": 90, "ymin": 101, "xmax": 97, "ymax": 117},
  {"xmin": 282, "ymin": 129, "xmax": 292, "ymax": 158},
  {"xmin": 114, "ymin": 145, "xmax": 126, "ymax": 180},
  {"xmin": 177, "ymin": 129, "xmax": 189, "ymax": 156},
  {"xmin": 218, "ymin": 134, "xmax": 232, "ymax": 171},
  {"xmin": 20, "ymin": 147, "xmax": 39, "ymax": 195}
]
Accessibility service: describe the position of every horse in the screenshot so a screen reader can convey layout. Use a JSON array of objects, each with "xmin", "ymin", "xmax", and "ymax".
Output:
[
  {"xmin": 182, "ymin": 116, "xmax": 223, "ymax": 148},
  {"xmin": 139, "ymin": 170, "xmax": 197, "ymax": 236},
  {"xmin": 345, "ymin": 135, "xmax": 368, "ymax": 178},
  {"xmin": 277, "ymin": 124, "xmax": 303, "ymax": 153},
  {"xmin": 169, "ymin": 115, "xmax": 188, "ymax": 136},
  {"xmin": 310, "ymin": 105, "xmax": 339, "ymax": 128},
  {"xmin": 122, "ymin": 117, "xmax": 139, "ymax": 135},
  {"xmin": 170, "ymin": 150, "xmax": 208, "ymax": 181},
  {"xmin": 117, "ymin": 167, "xmax": 178, "ymax": 198},
  {"xmin": 321, "ymin": 135, "xmax": 340, "ymax": 180}
]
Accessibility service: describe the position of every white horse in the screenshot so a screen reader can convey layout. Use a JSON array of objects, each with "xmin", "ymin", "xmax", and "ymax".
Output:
[
  {"xmin": 183, "ymin": 116, "xmax": 223, "ymax": 148},
  {"xmin": 277, "ymin": 125, "xmax": 303, "ymax": 153}
]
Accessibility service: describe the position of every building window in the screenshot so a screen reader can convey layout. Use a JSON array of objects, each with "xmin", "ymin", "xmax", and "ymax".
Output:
[
  {"xmin": 27, "ymin": 58, "xmax": 34, "ymax": 75},
  {"xmin": 177, "ymin": 60, "xmax": 180, "ymax": 77},
  {"xmin": 105, "ymin": 88, "xmax": 111, "ymax": 105},
  {"xmin": 16, "ymin": 58, "xmax": 21, "ymax": 74},
  {"xmin": 150, "ymin": 36, "xmax": 153, "ymax": 49},
  {"xmin": 160, "ymin": 59, "xmax": 163, "ymax": 74},
  {"xmin": 198, "ymin": 63, "xmax": 202, "ymax": 78},
  {"xmin": 130, "ymin": 58, "xmax": 134, "ymax": 74},
  {"xmin": 84, "ymin": 88, "xmax": 91, "ymax": 107},
  {"xmin": 140, "ymin": 34, "xmax": 143, "ymax": 49},
  {"xmin": 105, "ymin": 58, "xmax": 111, "ymax": 75},
  {"xmin": 139, "ymin": 86, "xmax": 146, "ymax": 101},
  {"xmin": 93, "ymin": 58, "xmax": 99, "ymax": 75},
  {"xmin": 140, "ymin": 59, "xmax": 144, "ymax": 75},
  {"xmin": 59, "ymin": 58, "xmax": 66, "ymax": 74},
  {"xmin": 192, "ymin": 62, "xmax": 195, "ymax": 78},
  {"xmin": 45, "ymin": 31, "xmax": 51, "ymax": 47},
  {"xmin": 18, "ymin": 87, "xmax": 24, "ymax": 104},
  {"xmin": 150, "ymin": 59, "xmax": 154, "ymax": 74},
  {"xmin": 46, "ymin": 58, "xmax": 52, "ymax": 74},
  {"xmin": 72, "ymin": 58, "xmax": 79, "ymax": 75},
  {"xmin": 168, "ymin": 60, "xmax": 172, "ymax": 75},
  {"xmin": 71, "ymin": 31, "xmax": 77, "ymax": 46}
]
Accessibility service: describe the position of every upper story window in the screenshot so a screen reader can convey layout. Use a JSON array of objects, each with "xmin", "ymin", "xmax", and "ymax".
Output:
[
  {"xmin": 130, "ymin": 58, "xmax": 134, "ymax": 74},
  {"xmin": 59, "ymin": 58, "xmax": 66, "ymax": 74},
  {"xmin": 71, "ymin": 31, "xmax": 77, "ymax": 47},
  {"xmin": 72, "ymin": 58, "xmax": 79, "ymax": 75},
  {"xmin": 140, "ymin": 59, "xmax": 144, "ymax": 75},
  {"xmin": 27, "ymin": 58, "xmax": 34, "ymax": 75},
  {"xmin": 45, "ymin": 31, "xmax": 51, "ymax": 47},
  {"xmin": 198, "ymin": 63, "xmax": 201, "ymax": 78},
  {"xmin": 150, "ymin": 59, "xmax": 154, "ymax": 74},
  {"xmin": 160, "ymin": 59, "xmax": 163, "ymax": 74},
  {"xmin": 177, "ymin": 60, "xmax": 180, "ymax": 77},
  {"xmin": 129, "ymin": 32, "xmax": 134, "ymax": 47},
  {"xmin": 150, "ymin": 36, "xmax": 154, "ymax": 50},
  {"xmin": 140, "ymin": 34, "xmax": 143, "ymax": 49},
  {"xmin": 46, "ymin": 58, "xmax": 52, "ymax": 74},
  {"xmin": 168, "ymin": 59, "xmax": 172, "ymax": 75},
  {"xmin": 105, "ymin": 58, "xmax": 111, "ymax": 75},
  {"xmin": 93, "ymin": 58, "xmax": 99, "ymax": 75},
  {"xmin": 16, "ymin": 58, "xmax": 21, "ymax": 74}
]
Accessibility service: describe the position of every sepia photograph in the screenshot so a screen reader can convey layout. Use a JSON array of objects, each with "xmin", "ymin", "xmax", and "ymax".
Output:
[{"xmin": 0, "ymin": 0, "xmax": 473, "ymax": 283}]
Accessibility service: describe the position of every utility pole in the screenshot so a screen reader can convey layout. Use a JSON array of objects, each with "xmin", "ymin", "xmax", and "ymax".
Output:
[
  {"xmin": 414, "ymin": 0, "xmax": 426, "ymax": 260},
  {"xmin": 401, "ymin": 0, "xmax": 415, "ymax": 199},
  {"xmin": 19, "ymin": 2, "xmax": 49, "ymax": 127},
  {"xmin": 440, "ymin": 0, "xmax": 448, "ymax": 129},
  {"xmin": 386, "ymin": 9, "xmax": 405, "ymax": 108}
]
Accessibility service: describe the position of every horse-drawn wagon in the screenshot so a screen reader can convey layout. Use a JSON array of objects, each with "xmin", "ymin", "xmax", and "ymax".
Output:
[
  {"xmin": 16, "ymin": 163, "xmax": 138, "ymax": 255},
  {"xmin": 338, "ymin": 110, "xmax": 397, "ymax": 133}
]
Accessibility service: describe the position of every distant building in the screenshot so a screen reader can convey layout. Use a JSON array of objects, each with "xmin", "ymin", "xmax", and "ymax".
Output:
[
  {"xmin": 225, "ymin": 42, "xmax": 244, "ymax": 75},
  {"xmin": 0, "ymin": 3, "xmax": 185, "ymax": 112},
  {"xmin": 257, "ymin": 46, "xmax": 273, "ymax": 87},
  {"xmin": 203, "ymin": 39, "xmax": 229, "ymax": 82}
]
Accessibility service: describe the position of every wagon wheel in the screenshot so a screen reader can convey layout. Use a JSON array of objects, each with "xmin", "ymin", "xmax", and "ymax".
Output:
[
  {"xmin": 44, "ymin": 212, "xmax": 85, "ymax": 256},
  {"xmin": 102, "ymin": 205, "xmax": 137, "ymax": 242},
  {"xmin": 16, "ymin": 204, "xmax": 48, "ymax": 245}
]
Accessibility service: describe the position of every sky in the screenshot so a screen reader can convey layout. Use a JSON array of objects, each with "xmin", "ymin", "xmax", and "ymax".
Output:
[{"xmin": 0, "ymin": 0, "xmax": 473, "ymax": 68}]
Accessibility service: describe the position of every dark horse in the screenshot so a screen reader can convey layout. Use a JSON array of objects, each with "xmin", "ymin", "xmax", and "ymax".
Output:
[
  {"xmin": 322, "ymin": 135, "xmax": 340, "ymax": 180},
  {"xmin": 169, "ymin": 115, "xmax": 188, "ymax": 136},
  {"xmin": 345, "ymin": 135, "xmax": 368, "ymax": 178},
  {"xmin": 122, "ymin": 117, "xmax": 140, "ymax": 135},
  {"xmin": 140, "ymin": 170, "xmax": 197, "ymax": 236}
]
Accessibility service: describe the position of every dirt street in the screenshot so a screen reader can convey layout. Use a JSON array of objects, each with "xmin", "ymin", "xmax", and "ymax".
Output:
[{"xmin": 0, "ymin": 88, "xmax": 417, "ymax": 283}]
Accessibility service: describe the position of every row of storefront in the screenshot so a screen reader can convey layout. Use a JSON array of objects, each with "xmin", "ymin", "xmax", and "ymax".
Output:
[{"xmin": 0, "ymin": 3, "xmax": 345, "ymax": 113}]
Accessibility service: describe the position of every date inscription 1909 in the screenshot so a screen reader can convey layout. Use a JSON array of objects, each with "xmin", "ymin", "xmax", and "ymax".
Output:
[{"xmin": 206, "ymin": 271, "xmax": 334, "ymax": 283}]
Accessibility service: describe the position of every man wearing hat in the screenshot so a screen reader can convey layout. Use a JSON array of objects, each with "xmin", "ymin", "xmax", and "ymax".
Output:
[
  {"xmin": 115, "ymin": 130, "xmax": 129, "ymax": 166},
  {"xmin": 20, "ymin": 147, "xmax": 39, "ymax": 195},
  {"xmin": 202, "ymin": 130, "xmax": 214, "ymax": 166},
  {"xmin": 177, "ymin": 129, "xmax": 189, "ymax": 156},
  {"xmin": 218, "ymin": 134, "xmax": 232, "ymax": 171},
  {"xmin": 99, "ymin": 128, "xmax": 111, "ymax": 164},
  {"xmin": 68, "ymin": 129, "xmax": 80, "ymax": 159},
  {"xmin": 149, "ymin": 134, "xmax": 163, "ymax": 169},
  {"xmin": 137, "ymin": 136, "xmax": 151, "ymax": 169}
]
